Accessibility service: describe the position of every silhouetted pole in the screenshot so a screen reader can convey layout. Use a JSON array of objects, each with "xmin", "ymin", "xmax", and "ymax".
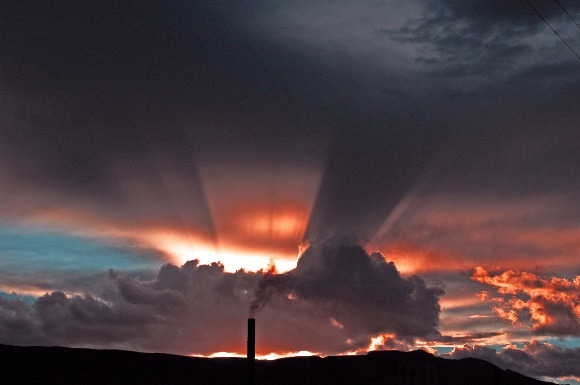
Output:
[{"xmin": 247, "ymin": 318, "xmax": 256, "ymax": 385}]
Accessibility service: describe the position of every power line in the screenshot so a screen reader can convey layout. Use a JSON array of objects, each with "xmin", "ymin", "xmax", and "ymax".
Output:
[
  {"xmin": 552, "ymin": 0, "xmax": 580, "ymax": 30},
  {"xmin": 526, "ymin": 0, "xmax": 580, "ymax": 61}
]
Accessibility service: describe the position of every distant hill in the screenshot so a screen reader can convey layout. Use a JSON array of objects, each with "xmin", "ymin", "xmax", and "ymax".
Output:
[{"xmin": 0, "ymin": 344, "xmax": 557, "ymax": 385}]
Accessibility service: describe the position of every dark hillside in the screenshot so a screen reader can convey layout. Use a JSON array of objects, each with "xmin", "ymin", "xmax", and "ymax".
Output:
[{"xmin": 0, "ymin": 344, "xmax": 556, "ymax": 385}]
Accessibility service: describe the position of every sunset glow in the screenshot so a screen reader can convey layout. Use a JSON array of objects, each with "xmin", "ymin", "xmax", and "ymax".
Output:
[
  {"xmin": 191, "ymin": 350, "xmax": 320, "ymax": 360},
  {"xmin": 0, "ymin": 1, "xmax": 578, "ymax": 384},
  {"xmin": 0, "ymin": 284, "xmax": 55, "ymax": 298},
  {"xmin": 148, "ymin": 230, "xmax": 298, "ymax": 272}
]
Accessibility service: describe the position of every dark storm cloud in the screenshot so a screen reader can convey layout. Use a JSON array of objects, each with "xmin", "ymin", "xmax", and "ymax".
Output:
[
  {"xmin": 384, "ymin": 0, "xmax": 580, "ymax": 75},
  {"xmin": 0, "ymin": 239, "xmax": 443, "ymax": 354},
  {"xmin": 35, "ymin": 290, "xmax": 161, "ymax": 344},
  {"xmin": 252, "ymin": 236, "xmax": 443, "ymax": 339},
  {"xmin": 0, "ymin": 0, "xmax": 336, "ymax": 163},
  {"xmin": 0, "ymin": 0, "xmax": 427, "ymax": 244},
  {"xmin": 299, "ymin": 0, "xmax": 578, "ymax": 241},
  {"xmin": 1, "ymin": 0, "xmax": 577, "ymax": 245},
  {"xmin": 288, "ymin": 237, "xmax": 443, "ymax": 338},
  {"xmin": 0, "ymin": 3, "xmax": 219, "ymax": 235},
  {"xmin": 445, "ymin": 341, "xmax": 580, "ymax": 379}
]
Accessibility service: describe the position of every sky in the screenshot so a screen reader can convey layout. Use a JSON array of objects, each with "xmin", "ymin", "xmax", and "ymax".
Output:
[{"xmin": 0, "ymin": 0, "xmax": 578, "ymax": 383}]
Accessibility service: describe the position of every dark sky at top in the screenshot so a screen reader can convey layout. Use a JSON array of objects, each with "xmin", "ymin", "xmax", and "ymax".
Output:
[{"xmin": 1, "ymin": 0, "xmax": 577, "ymax": 244}]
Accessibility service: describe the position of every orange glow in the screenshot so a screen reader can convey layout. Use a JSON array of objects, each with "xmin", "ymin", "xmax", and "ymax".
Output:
[
  {"xmin": 140, "ymin": 201, "xmax": 314, "ymax": 271},
  {"xmin": 235, "ymin": 204, "xmax": 307, "ymax": 241},
  {"xmin": 136, "ymin": 201, "xmax": 313, "ymax": 272},
  {"xmin": 0, "ymin": 284, "xmax": 53, "ymax": 298},
  {"xmin": 198, "ymin": 163, "xmax": 323, "ymax": 258},
  {"xmin": 420, "ymin": 346, "xmax": 438, "ymax": 355},
  {"xmin": 416, "ymin": 331, "xmax": 513, "ymax": 349},
  {"xmin": 0, "ymin": 283, "xmax": 87, "ymax": 300},
  {"xmin": 256, "ymin": 351, "xmax": 319, "ymax": 360},
  {"xmin": 492, "ymin": 307, "xmax": 520, "ymax": 324},
  {"xmin": 17, "ymin": 206, "xmax": 302, "ymax": 272},
  {"xmin": 190, "ymin": 350, "xmax": 320, "ymax": 360},
  {"xmin": 375, "ymin": 244, "xmax": 474, "ymax": 274},
  {"xmin": 8, "ymin": 172, "xmax": 320, "ymax": 272},
  {"xmin": 473, "ymin": 267, "xmax": 580, "ymax": 331},
  {"xmin": 439, "ymin": 295, "xmax": 482, "ymax": 310},
  {"xmin": 214, "ymin": 200, "xmax": 312, "ymax": 256},
  {"xmin": 476, "ymin": 291, "xmax": 489, "ymax": 301},
  {"xmin": 377, "ymin": 241, "xmax": 579, "ymax": 275},
  {"xmin": 368, "ymin": 334, "xmax": 396, "ymax": 351},
  {"xmin": 369, "ymin": 195, "xmax": 580, "ymax": 275},
  {"xmin": 193, "ymin": 331, "xmax": 525, "ymax": 360},
  {"xmin": 334, "ymin": 333, "xmax": 402, "ymax": 356},
  {"xmin": 330, "ymin": 318, "xmax": 344, "ymax": 329},
  {"xmin": 17, "ymin": 186, "xmax": 578, "ymax": 280},
  {"xmin": 336, "ymin": 351, "xmax": 359, "ymax": 356},
  {"xmin": 148, "ymin": 230, "xmax": 299, "ymax": 272},
  {"xmin": 2, "ymin": 159, "xmax": 327, "ymax": 278}
]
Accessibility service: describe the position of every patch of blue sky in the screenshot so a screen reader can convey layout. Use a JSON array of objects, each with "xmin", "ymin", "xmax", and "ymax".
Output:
[
  {"xmin": 432, "ymin": 346, "xmax": 453, "ymax": 354},
  {"xmin": 463, "ymin": 344, "xmax": 501, "ymax": 352},
  {"xmin": 484, "ymin": 338, "xmax": 580, "ymax": 350},
  {"xmin": 0, "ymin": 224, "xmax": 161, "ymax": 274},
  {"xmin": 546, "ymin": 377, "xmax": 580, "ymax": 385},
  {"xmin": 542, "ymin": 337, "xmax": 580, "ymax": 349},
  {"xmin": 0, "ymin": 290, "xmax": 36, "ymax": 304}
]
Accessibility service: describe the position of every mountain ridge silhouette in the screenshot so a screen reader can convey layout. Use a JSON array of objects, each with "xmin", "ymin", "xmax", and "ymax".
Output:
[{"xmin": 0, "ymin": 343, "xmax": 559, "ymax": 385}]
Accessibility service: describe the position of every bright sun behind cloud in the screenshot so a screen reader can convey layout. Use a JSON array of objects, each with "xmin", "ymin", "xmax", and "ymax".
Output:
[{"xmin": 149, "ymin": 231, "xmax": 299, "ymax": 272}]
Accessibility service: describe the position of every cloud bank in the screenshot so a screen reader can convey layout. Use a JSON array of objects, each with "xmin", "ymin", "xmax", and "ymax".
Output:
[{"xmin": 0, "ymin": 238, "xmax": 442, "ymax": 355}]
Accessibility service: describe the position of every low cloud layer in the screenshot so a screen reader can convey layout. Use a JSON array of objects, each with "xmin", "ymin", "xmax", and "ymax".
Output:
[
  {"xmin": 0, "ymin": 237, "xmax": 442, "ymax": 355},
  {"xmin": 0, "ymin": 0, "xmax": 577, "ymax": 250},
  {"xmin": 445, "ymin": 340, "xmax": 580, "ymax": 381}
]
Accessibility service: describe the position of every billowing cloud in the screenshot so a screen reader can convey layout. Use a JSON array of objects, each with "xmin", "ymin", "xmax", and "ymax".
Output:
[
  {"xmin": 0, "ymin": 297, "xmax": 40, "ymax": 346},
  {"xmin": 1, "ymin": 261, "xmax": 254, "ymax": 354},
  {"xmin": 472, "ymin": 268, "xmax": 580, "ymax": 336},
  {"xmin": 284, "ymin": 237, "xmax": 444, "ymax": 339},
  {"xmin": 0, "ymin": 238, "xmax": 443, "ymax": 355},
  {"xmin": 445, "ymin": 340, "xmax": 580, "ymax": 381}
]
